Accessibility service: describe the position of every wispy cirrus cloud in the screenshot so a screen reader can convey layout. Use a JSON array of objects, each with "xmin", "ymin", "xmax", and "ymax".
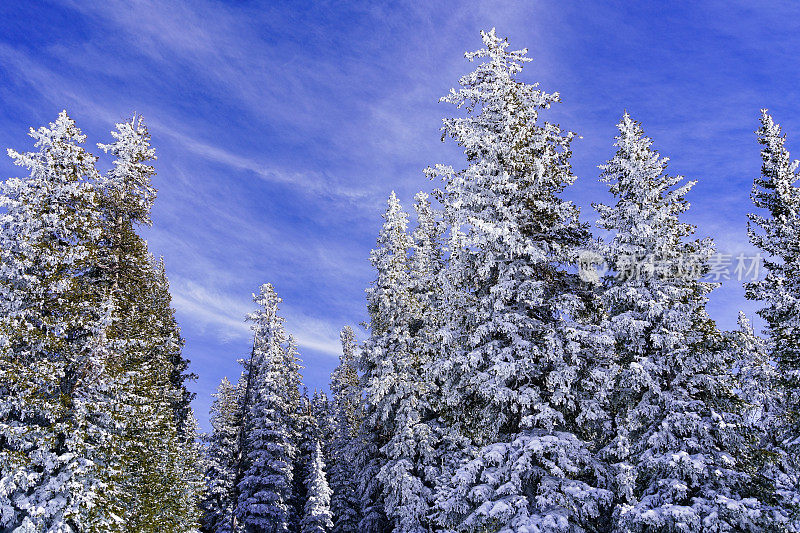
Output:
[
  {"xmin": 0, "ymin": 39, "xmax": 380, "ymax": 206},
  {"xmin": 170, "ymin": 276, "xmax": 344, "ymax": 357}
]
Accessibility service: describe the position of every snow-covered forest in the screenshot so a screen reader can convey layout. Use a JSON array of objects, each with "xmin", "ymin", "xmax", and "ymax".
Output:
[{"xmin": 2, "ymin": 28, "xmax": 800, "ymax": 532}]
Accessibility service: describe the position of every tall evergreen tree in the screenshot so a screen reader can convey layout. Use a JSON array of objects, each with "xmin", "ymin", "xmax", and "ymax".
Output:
[
  {"xmin": 382, "ymin": 190, "xmax": 445, "ymax": 533},
  {"xmin": 202, "ymin": 376, "xmax": 244, "ymax": 533},
  {"xmin": 328, "ymin": 327, "xmax": 362, "ymax": 533},
  {"xmin": 745, "ymin": 109, "xmax": 800, "ymax": 526},
  {"xmin": 236, "ymin": 284, "xmax": 302, "ymax": 533},
  {"xmin": 291, "ymin": 390, "xmax": 314, "ymax": 533},
  {"xmin": 0, "ymin": 112, "xmax": 120, "ymax": 531},
  {"xmin": 359, "ymin": 191, "xmax": 442, "ymax": 532},
  {"xmin": 95, "ymin": 115, "xmax": 202, "ymax": 531},
  {"xmin": 96, "ymin": 115, "xmax": 196, "ymax": 438},
  {"xmin": 290, "ymin": 389, "xmax": 333, "ymax": 533},
  {"xmin": 727, "ymin": 311, "xmax": 782, "ymax": 506},
  {"xmin": 595, "ymin": 113, "xmax": 766, "ymax": 531},
  {"xmin": 728, "ymin": 312, "xmax": 780, "ymax": 436},
  {"xmin": 357, "ymin": 192, "xmax": 413, "ymax": 533},
  {"xmin": 301, "ymin": 441, "xmax": 333, "ymax": 533},
  {"xmin": 428, "ymin": 29, "xmax": 610, "ymax": 531}
]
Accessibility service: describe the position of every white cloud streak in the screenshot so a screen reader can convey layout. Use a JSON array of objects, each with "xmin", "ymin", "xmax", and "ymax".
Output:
[{"xmin": 170, "ymin": 276, "xmax": 344, "ymax": 357}]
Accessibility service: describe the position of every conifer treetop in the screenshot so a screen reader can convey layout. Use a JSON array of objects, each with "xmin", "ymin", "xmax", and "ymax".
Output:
[{"xmin": 98, "ymin": 114, "xmax": 157, "ymax": 226}]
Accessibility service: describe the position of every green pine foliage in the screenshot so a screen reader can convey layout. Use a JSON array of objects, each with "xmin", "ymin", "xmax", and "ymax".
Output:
[{"xmin": 94, "ymin": 116, "xmax": 202, "ymax": 531}]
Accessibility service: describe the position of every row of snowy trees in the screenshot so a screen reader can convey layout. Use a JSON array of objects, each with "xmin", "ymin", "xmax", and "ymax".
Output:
[
  {"xmin": 203, "ymin": 29, "xmax": 800, "ymax": 532},
  {"xmin": 200, "ymin": 283, "xmax": 336, "ymax": 533},
  {"xmin": 0, "ymin": 112, "xmax": 203, "ymax": 531}
]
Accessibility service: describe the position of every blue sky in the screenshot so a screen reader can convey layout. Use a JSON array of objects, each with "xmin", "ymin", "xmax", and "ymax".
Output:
[{"xmin": 2, "ymin": 0, "xmax": 799, "ymax": 430}]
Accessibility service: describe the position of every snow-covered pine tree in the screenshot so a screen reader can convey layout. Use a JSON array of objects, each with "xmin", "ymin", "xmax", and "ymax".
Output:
[
  {"xmin": 202, "ymin": 376, "xmax": 244, "ymax": 532},
  {"xmin": 0, "ymin": 111, "xmax": 118, "ymax": 531},
  {"xmin": 727, "ymin": 312, "xmax": 782, "ymax": 506},
  {"xmin": 410, "ymin": 192, "xmax": 445, "ymax": 404},
  {"xmin": 731, "ymin": 313, "xmax": 779, "ymax": 430},
  {"xmin": 745, "ymin": 109, "xmax": 800, "ymax": 526},
  {"xmin": 291, "ymin": 390, "xmax": 314, "ymax": 533},
  {"xmin": 357, "ymin": 192, "xmax": 409, "ymax": 533},
  {"xmin": 308, "ymin": 390, "xmax": 336, "ymax": 533},
  {"xmin": 328, "ymin": 326, "xmax": 362, "ymax": 533},
  {"xmin": 95, "ymin": 115, "xmax": 202, "ymax": 531},
  {"xmin": 595, "ymin": 113, "xmax": 767, "ymax": 531},
  {"xmin": 383, "ymin": 190, "xmax": 445, "ymax": 531},
  {"xmin": 359, "ymin": 191, "xmax": 439, "ymax": 532},
  {"xmin": 97, "ymin": 115, "xmax": 196, "ymax": 438},
  {"xmin": 153, "ymin": 257, "xmax": 197, "ymax": 438},
  {"xmin": 427, "ymin": 206, "xmax": 475, "ymax": 501},
  {"xmin": 330, "ymin": 328, "xmax": 362, "ymax": 436},
  {"xmin": 302, "ymin": 441, "xmax": 333, "ymax": 533},
  {"xmin": 428, "ymin": 29, "xmax": 610, "ymax": 531},
  {"xmin": 172, "ymin": 413, "xmax": 206, "ymax": 529},
  {"xmin": 311, "ymin": 391, "xmax": 334, "ymax": 468},
  {"xmin": 410, "ymin": 195, "xmax": 446, "ymax": 402},
  {"xmin": 285, "ymin": 339, "xmax": 305, "ymax": 533},
  {"xmin": 236, "ymin": 284, "xmax": 302, "ymax": 533}
]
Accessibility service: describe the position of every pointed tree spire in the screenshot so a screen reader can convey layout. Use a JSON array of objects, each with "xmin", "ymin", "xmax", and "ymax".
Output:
[
  {"xmin": 202, "ymin": 376, "xmax": 244, "ymax": 532},
  {"xmin": 235, "ymin": 283, "xmax": 301, "ymax": 533},
  {"xmin": 97, "ymin": 113, "xmax": 157, "ymax": 226},
  {"xmin": 328, "ymin": 326, "xmax": 363, "ymax": 533},
  {"xmin": 358, "ymin": 192, "xmax": 416, "ymax": 532},
  {"xmin": 729, "ymin": 312, "xmax": 779, "ymax": 435},
  {"xmin": 745, "ymin": 109, "xmax": 800, "ymax": 526},
  {"xmin": 301, "ymin": 441, "xmax": 333, "ymax": 533},
  {"xmin": 410, "ymin": 191, "xmax": 443, "ymax": 290}
]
